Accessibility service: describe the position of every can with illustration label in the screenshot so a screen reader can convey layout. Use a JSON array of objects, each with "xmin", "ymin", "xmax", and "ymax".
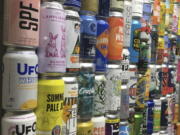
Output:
[
  {"xmin": 92, "ymin": 116, "xmax": 106, "ymax": 135},
  {"xmin": 110, "ymin": 0, "xmax": 124, "ymax": 12},
  {"xmin": 108, "ymin": 11, "xmax": 124, "ymax": 61},
  {"xmin": 77, "ymin": 120, "xmax": 93, "ymax": 135},
  {"xmin": 2, "ymin": 47, "xmax": 38, "ymax": 111},
  {"xmin": 3, "ymin": 0, "xmax": 40, "ymax": 47},
  {"xmin": 158, "ymin": 1, "xmax": 166, "ymax": 36},
  {"xmin": 146, "ymin": 100, "xmax": 154, "ymax": 134},
  {"xmin": 156, "ymin": 37, "xmax": 165, "ymax": 65},
  {"xmin": 80, "ymin": 11, "xmax": 97, "ymax": 62},
  {"xmin": 1, "ymin": 112, "xmax": 36, "ymax": 135},
  {"xmin": 62, "ymin": 76, "xmax": 78, "ymax": 135},
  {"xmin": 105, "ymin": 112, "xmax": 120, "ymax": 135},
  {"xmin": 96, "ymin": 16, "xmax": 109, "ymax": 72},
  {"xmin": 77, "ymin": 63, "xmax": 95, "ymax": 120},
  {"xmin": 36, "ymin": 77, "xmax": 64, "ymax": 135},
  {"xmin": 119, "ymin": 121, "xmax": 129, "ymax": 135},
  {"xmin": 105, "ymin": 64, "xmax": 122, "ymax": 112},
  {"xmin": 81, "ymin": 0, "xmax": 99, "ymax": 14},
  {"xmin": 65, "ymin": 9, "xmax": 80, "ymax": 73},
  {"xmin": 38, "ymin": 1, "xmax": 66, "ymax": 73}
]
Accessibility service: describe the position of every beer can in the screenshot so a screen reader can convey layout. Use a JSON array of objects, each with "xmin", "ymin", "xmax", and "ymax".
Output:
[
  {"xmin": 107, "ymin": 11, "xmax": 124, "ymax": 61},
  {"xmin": 77, "ymin": 63, "xmax": 95, "ymax": 120},
  {"xmin": 94, "ymin": 72, "xmax": 106, "ymax": 116},
  {"xmin": 99, "ymin": 0, "xmax": 110, "ymax": 17},
  {"xmin": 3, "ymin": 0, "xmax": 40, "ymax": 47},
  {"xmin": 38, "ymin": 1, "xmax": 66, "ymax": 73},
  {"xmin": 172, "ymin": 3, "xmax": 179, "ymax": 34},
  {"xmin": 1, "ymin": 112, "xmax": 36, "ymax": 135},
  {"xmin": 167, "ymin": 94, "xmax": 174, "ymax": 123},
  {"xmin": 173, "ymin": 104, "xmax": 179, "ymax": 123},
  {"xmin": 132, "ymin": 0, "xmax": 143, "ymax": 17},
  {"xmin": 36, "ymin": 77, "xmax": 64, "ymax": 135},
  {"xmin": 2, "ymin": 47, "xmax": 38, "ymax": 111},
  {"xmin": 142, "ymin": 0, "xmax": 152, "ymax": 22},
  {"xmin": 96, "ymin": 16, "xmax": 109, "ymax": 72},
  {"xmin": 91, "ymin": 116, "xmax": 106, "ymax": 135},
  {"xmin": 81, "ymin": 0, "xmax": 99, "ymax": 14},
  {"xmin": 120, "ymin": 85, "xmax": 129, "ymax": 120},
  {"xmin": 77, "ymin": 120, "xmax": 93, "ymax": 135},
  {"xmin": 134, "ymin": 112, "xmax": 143, "ymax": 135},
  {"xmin": 158, "ymin": 1, "xmax": 166, "ymax": 36},
  {"xmin": 119, "ymin": 121, "xmax": 130, "ymax": 135},
  {"xmin": 123, "ymin": 0, "xmax": 132, "ymax": 48},
  {"xmin": 149, "ymin": 65, "xmax": 158, "ymax": 98},
  {"xmin": 146, "ymin": 100, "xmax": 154, "ymax": 134},
  {"xmin": 80, "ymin": 12, "xmax": 97, "ymax": 62},
  {"xmin": 110, "ymin": 0, "xmax": 124, "ymax": 12},
  {"xmin": 156, "ymin": 37, "xmax": 165, "ymax": 65},
  {"xmin": 62, "ymin": 76, "xmax": 78, "ymax": 135},
  {"xmin": 105, "ymin": 64, "xmax": 122, "ymax": 112},
  {"xmin": 129, "ymin": 108, "xmax": 135, "ymax": 135},
  {"xmin": 105, "ymin": 112, "xmax": 120, "ymax": 135},
  {"xmin": 153, "ymin": 99, "xmax": 161, "ymax": 132},
  {"xmin": 64, "ymin": 0, "xmax": 81, "ymax": 11},
  {"xmin": 167, "ymin": 123, "xmax": 174, "ymax": 135},
  {"xmin": 151, "ymin": 0, "xmax": 160, "ymax": 25},
  {"xmin": 65, "ymin": 9, "xmax": 80, "ymax": 73},
  {"xmin": 160, "ymin": 97, "xmax": 168, "ymax": 130}
]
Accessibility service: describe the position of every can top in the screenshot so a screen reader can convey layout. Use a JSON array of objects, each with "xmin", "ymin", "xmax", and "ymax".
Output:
[
  {"xmin": 41, "ymin": 1, "xmax": 64, "ymax": 10},
  {"xmin": 105, "ymin": 112, "xmax": 119, "ymax": 119},
  {"xmin": 109, "ymin": 11, "xmax": 123, "ymax": 17},
  {"xmin": 77, "ymin": 120, "xmax": 93, "ymax": 126},
  {"xmin": 148, "ymin": 64, "xmax": 155, "ymax": 68},
  {"xmin": 156, "ymin": 65, "xmax": 162, "ymax": 69},
  {"xmin": 62, "ymin": 76, "xmax": 77, "ymax": 83},
  {"xmin": 161, "ymin": 64, "xmax": 167, "ymax": 68},
  {"xmin": 166, "ymin": 94, "xmax": 171, "ymax": 98},
  {"xmin": 65, "ymin": 9, "xmax": 79, "ymax": 18},
  {"xmin": 80, "ymin": 10, "xmax": 97, "ymax": 16},
  {"xmin": 6, "ymin": 47, "xmax": 36, "ymax": 54},
  {"xmin": 80, "ymin": 63, "xmax": 95, "ymax": 72},
  {"xmin": 160, "ymin": 96, "xmax": 167, "ymax": 101},
  {"xmin": 107, "ymin": 64, "xmax": 121, "ymax": 69},
  {"xmin": 119, "ymin": 121, "xmax": 128, "ymax": 125}
]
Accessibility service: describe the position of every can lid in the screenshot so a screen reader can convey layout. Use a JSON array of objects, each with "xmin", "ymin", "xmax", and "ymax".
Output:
[
  {"xmin": 62, "ymin": 76, "xmax": 77, "ymax": 83},
  {"xmin": 107, "ymin": 64, "xmax": 121, "ymax": 69},
  {"xmin": 121, "ymin": 85, "xmax": 128, "ymax": 90},
  {"xmin": 148, "ymin": 64, "xmax": 155, "ymax": 68},
  {"xmin": 119, "ymin": 121, "xmax": 128, "ymax": 125},
  {"xmin": 109, "ymin": 11, "xmax": 123, "ymax": 17},
  {"xmin": 42, "ymin": 1, "xmax": 64, "ymax": 10},
  {"xmin": 160, "ymin": 96, "xmax": 166, "ymax": 100},
  {"xmin": 80, "ymin": 63, "xmax": 95, "ymax": 72},
  {"xmin": 65, "ymin": 9, "xmax": 79, "ymax": 18}
]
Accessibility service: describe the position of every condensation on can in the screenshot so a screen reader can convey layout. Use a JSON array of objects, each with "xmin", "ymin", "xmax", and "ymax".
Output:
[
  {"xmin": 2, "ymin": 47, "xmax": 38, "ymax": 111},
  {"xmin": 91, "ymin": 116, "xmax": 106, "ymax": 135},
  {"xmin": 81, "ymin": 0, "xmax": 99, "ymax": 14},
  {"xmin": 38, "ymin": 1, "xmax": 66, "ymax": 73},
  {"xmin": 110, "ymin": 0, "xmax": 124, "ymax": 12},
  {"xmin": 36, "ymin": 77, "xmax": 64, "ymax": 135},
  {"xmin": 77, "ymin": 120, "xmax": 93, "ymax": 135},
  {"xmin": 3, "ymin": 0, "xmax": 40, "ymax": 47},
  {"xmin": 1, "ymin": 112, "xmax": 36, "ymax": 135}
]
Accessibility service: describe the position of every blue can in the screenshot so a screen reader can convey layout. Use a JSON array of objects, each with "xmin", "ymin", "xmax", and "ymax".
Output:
[
  {"xmin": 129, "ymin": 18, "xmax": 142, "ymax": 64},
  {"xmin": 64, "ymin": 0, "xmax": 81, "ymax": 10},
  {"xmin": 143, "ymin": 2, "xmax": 152, "ymax": 22},
  {"xmin": 119, "ymin": 121, "xmax": 129, "ymax": 135},
  {"xmin": 80, "ymin": 12, "xmax": 97, "ymax": 61},
  {"xmin": 146, "ymin": 100, "xmax": 155, "ymax": 134},
  {"xmin": 99, "ymin": 0, "xmax": 110, "ymax": 17},
  {"xmin": 95, "ymin": 16, "xmax": 109, "ymax": 72}
]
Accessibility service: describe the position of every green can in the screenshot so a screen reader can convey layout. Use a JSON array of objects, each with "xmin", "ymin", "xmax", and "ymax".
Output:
[
  {"xmin": 134, "ymin": 112, "xmax": 143, "ymax": 135},
  {"xmin": 153, "ymin": 99, "xmax": 161, "ymax": 132}
]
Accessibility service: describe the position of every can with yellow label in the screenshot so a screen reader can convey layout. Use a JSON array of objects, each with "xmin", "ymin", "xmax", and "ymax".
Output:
[
  {"xmin": 36, "ymin": 77, "xmax": 64, "ymax": 135},
  {"xmin": 77, "ymin": 120, "xmax": 93, "ymax": 135}
]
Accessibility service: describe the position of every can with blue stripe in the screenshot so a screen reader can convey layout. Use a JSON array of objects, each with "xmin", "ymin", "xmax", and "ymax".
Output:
[
  {"xmin": 146, "ymin": 100, "xmax": 154, "ymax": 134},
  {"xmin": 99, "ymin": 0, "xmax": 110, "ymax": 17},
  {"xmin": 119, "ymin": 121, "xmax": 129, "ymax": 135},
  {"xmin": 95, "ymin": 16, "xmax": 109, "ymax": 72},
  {"xmin": 80, "ymin": 11, "xmax": 97, "ymax": 62},
  {"xmin": 64, "ymin": 0, "xmax": 81, "ymax": 11}
]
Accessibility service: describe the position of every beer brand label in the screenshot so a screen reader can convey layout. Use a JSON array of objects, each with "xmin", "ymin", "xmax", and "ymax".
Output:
[
  {"xmin": 3, "ymin": 0, "xmax": 40, "ymax": 46},
  {"xmin": 108, "ymin": 17, "xmax": 123, "ymax": 60},
  {"xmin": 105, "ymin": 119, "xmax": 119, "ymax": 135},
  {"xmin": 66, "ymin": 19, "xmax": 80, "ymax": 72},
  {"xmin": 38, "ymin": 7, "xmax": 66, "ymax": 73},
  {"xmin": 153, "ymin": 102, "xmax": 161, "ymax": 132}
]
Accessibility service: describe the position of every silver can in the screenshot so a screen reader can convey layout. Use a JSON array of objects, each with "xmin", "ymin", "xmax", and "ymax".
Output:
[
  {"xmin": 105, "ymin": 64, "xmax": 122, "ymax": 112},
  {"xmin": 2, "ymin": 47, "xmax": 38, "ymax": 111},
  {"xmin": 65, "ymin": 9, "xmax": 80, "ymax": 73},
  {"xmin": 1, "ymin": 111, "xmax": 36, "ymax": 135},
  {"xmin": 62, "ymin": 75, "xmax": 78, "ymax": 135}
]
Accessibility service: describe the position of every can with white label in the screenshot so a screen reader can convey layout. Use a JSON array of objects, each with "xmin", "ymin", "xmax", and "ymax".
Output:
[
  {"xmin": 65, "ymin": 9, "xmax": 80, "ymax": 73},
  {"xmin": 1, "ymin": 111, "xmax": 36, "ymax": 135},
  {"xmin": 38, "ymin": 1, "xmax": 66, "ymax": 73},
  {"xmin": 2, "ymin": 47, "xmax": 38, "ymax": 111},
  {"xmin": 62, "ymin": 75, "xmax": 78, "ymax": 135},
  {"xmin": 3, "ymin": 0, "xmax": 40, "ymax": 47},
  {"xmin": 91, "ymin": 116, "xmax": 106, "ymax": 135}
]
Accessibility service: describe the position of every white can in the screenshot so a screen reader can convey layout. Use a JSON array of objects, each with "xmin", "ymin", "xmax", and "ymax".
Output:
[
  {"xmin": 1, "ymin": 112, "xmax": 36, "ymax": 135},
  {"xmin": 2, "ymin": 47, "xmax": 38, "ymax": 111},
  {"xmin": 38, "ymin": 1, "xmax": 66, "ymax": 73},
  {"xmin": 91, "ymin": 116, "xmax": 105, "ymax": 135}
]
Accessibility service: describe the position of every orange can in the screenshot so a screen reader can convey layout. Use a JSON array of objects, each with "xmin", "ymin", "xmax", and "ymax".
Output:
[
  {"xmin": 151, "ymin": 0, "xmax": 160, "ymax": 25},
  {"xmin": 107, "ymin": 11, "xmax": 123, "ymax": 61}
]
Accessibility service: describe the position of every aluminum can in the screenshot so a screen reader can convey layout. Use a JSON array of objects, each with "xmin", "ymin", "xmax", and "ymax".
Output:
[
  {"xmin": 105, "ymin": 112, "xmax": 120, "ymax": 135},
  {"xmin": 129, "ymin": 108, "xmax": 135, "ymax": 135},
  {"xmin": 167, "ymin": 94, "xmax": 174, "ymax": 123},
  {"xmin": 105, "ymin": 64, "xmax": 122, "ymax": 112},
  {"xmin": 2, "ymin": 47, "xmax": 38, "ymax": 111},
  {"xmin": 146, "ymin": 100, "xmax": 154, "ymax": 134},
  {"xmin": 62, "ymin": 76, "xmax": 78, "ymax": 135},
  {"xmin": 64, "ymin": 0, "xmax": 81, "ymax": 11},
  {"xmin": 172, "ymin": 3, "xmax": 179, "ymax": 34},
  {"xmin": 80, "ymin": 12, "xmax": 97, "ymax": 62},
  {"xmin": 65, "ymin": 9, "xmax": 80, "ymax": 73},
  {"xmin": 152, "ymin": 132, "xmax": 160, "ymax": 135},
  {"xmin": 119, "ymin": 121, "xmax": 129, "ymax": 135},
  {"xmin": 92, "ymin": 116, "xmax": 106, "ymax": 135},
  {"xmin": 99, "ymin": 0, "xmax": 110, "ymax": 17},
  {"xmin": 81, "ymin": 0, "xmax": 99, "ymax": 14},
  {"xmin": 110, "ymin": 0, "xmax": 124, "ymax": 12},
  {"xmin": 77, "ymin": 63, "xmax": 95, "ymax": 120},
  {"xmin": 156, "ymin": 37, "xmax": 165, "ymax": 65},
  {"xmin": 177, "ymin": 59, "xmax": 180, "ymax": 82},
  {"xmin": 167, "ymin": 123, "xmax": 174, "ymax": 135},
  {"xmin": 158, "ymin": 1, "xmax": 166, "ymax": 36},
  {"xmin": 123, "ymin": 0, "xmax": 132, "ymax": 48},
  {"xmin": 132, "ymin": 0, "xmax": 143, "ymax": 17},
  {"xmin": 3, "ymin": 0, "xmax": 40, "ymax": 47},
  {"xmin": 108, "ymin": 11, "xmax": 124, "ymax": 61},
  {"xmin": 120, "ymin": 85, "xmax": 129, "ymax": 120},
  {"xmin": 160, "ymin": 97, "xmax": 168, "ymax": 130},
  {"xmin": 153, "ymin": 99, "xmax": 161, "ymax": 132},
  {"xmin": 38, "ymin": 1, "xmax": 66, "ymax": 73},
  {"xmin": 1, "ymin": 112, "xmax": 36, "ymax": 135},
  {"xmin": 149, "ymin": 65, "xmax": 158, "ymax": 98},
  {"xmin": 159, "ymin": 130, "xmax": 168, "ymax": 135},
  {"xmin": 168, "ymin": 65, "xmax": 176, "ymax": 93},
  {"xmin": 142, "ymin": 0, "xmax": 152, "ymax": 22},
  {"xmin": 94, "ymin": 72, "xmax": 106, "ymax": 116},
  {"xmin": 96, "ymin": 16, "xmax": 109, "ymax": 72},
  {"xmin": 77, "ymin": 120, "xmax": 93, "ymax": 135},
  {"xmin": 173, "ymin": 104, "xmax": 179, "ymax": 123},
  {"xmin": 36, "ymin": 77, "xmax": 64, "ymax": 135},
  {"xmin": 134, "ymin": 112, "xmax": 143, "ymax": 135}
]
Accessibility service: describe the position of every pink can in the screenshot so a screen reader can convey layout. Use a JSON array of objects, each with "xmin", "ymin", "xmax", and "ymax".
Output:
[
  {"xmin": 38, "ymin": 1, "xmax": 66, "ymax": 73},
  {"xmin": 3, "ymin": 0, "xmax": 40, "ymax": 47}
]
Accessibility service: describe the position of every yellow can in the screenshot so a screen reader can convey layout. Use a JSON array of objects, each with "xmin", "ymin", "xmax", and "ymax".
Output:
[
  {"xmin": 81, "ymin": 0, "xmax": 99, "ymax": 13},
  {"xmin": 77, "ymin": 120, "xmax": 93, "ymax": 135},
  {"xmin": 36, "ymin": 78, "xmax": 64, "ymax": 135},
  {"xmin": 158, "ymin": 1, "xmax": 166, "ymax": 36}
]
